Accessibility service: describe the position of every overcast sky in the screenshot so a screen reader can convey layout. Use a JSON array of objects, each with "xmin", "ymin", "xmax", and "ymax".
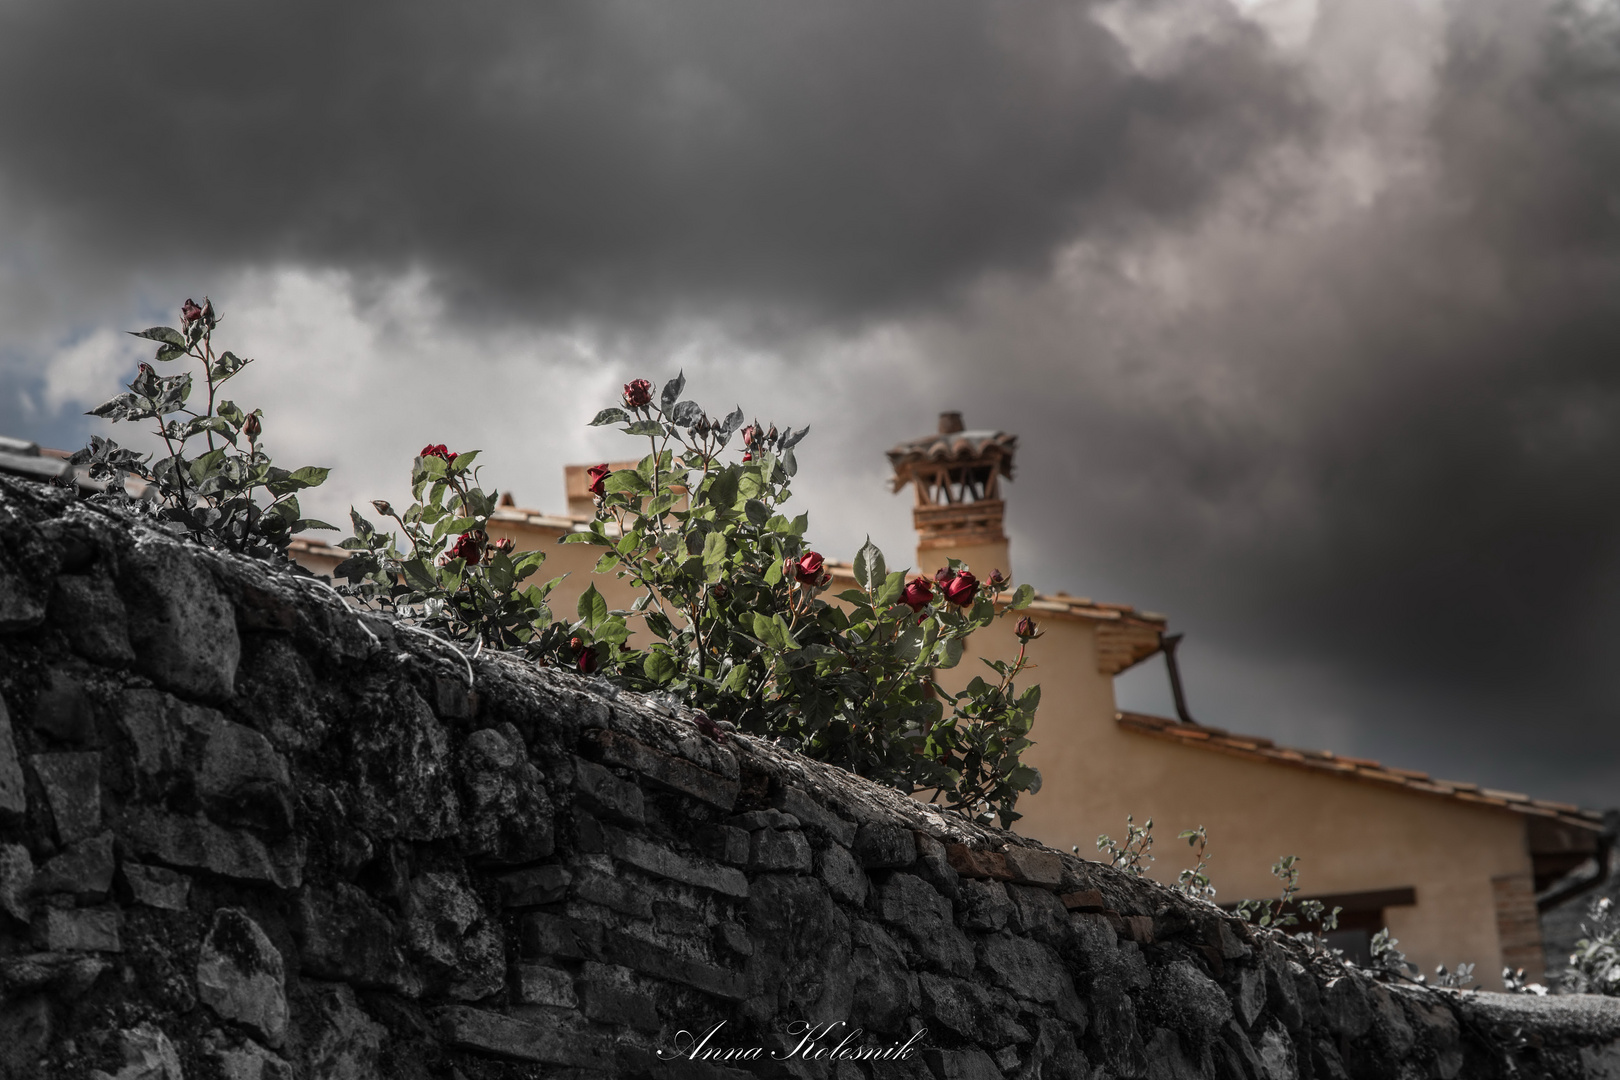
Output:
[{"xmin": 3, "ymin": 0, "xmax": 1618, "ymax": 808}]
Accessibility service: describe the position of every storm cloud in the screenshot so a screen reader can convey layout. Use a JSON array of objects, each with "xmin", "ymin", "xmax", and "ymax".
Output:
[{"xmin": 3, "ymin": 0, "xmax": 1620, "ymax": 805}]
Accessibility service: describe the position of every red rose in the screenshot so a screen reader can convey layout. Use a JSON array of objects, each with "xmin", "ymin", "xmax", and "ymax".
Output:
[
  {"xmin": 1015, "ymin": 616, "xmax": 1040, "ymax": 639},
  {"xmin": 987, "ymin": 569, "xmax": 1008, "ymax": 589},
  {"xmin": 181, "ymin": 298, "xmax": 204, "ymax": 326},
  {"xmin": 742, "ymin": 452, "xmax": 753, "ymax": 462},
  {"xmin": 449, "ymin": 531, "xmax": 483, "ymax": 565},
  {"xmin": 793, "ymin": 551, "xmax": 825, "ymax": 583},
  {"xmin": 587, "ymin": 463, "xmax": 610, "ymax": 498},
  {"xmin": 577, "ymin": 645, "xmax": 598, "ymax": 674},
  {"xmin": 901, "ymin": 576, "xmax": 933, "ymax": 612},
  {"xmin": 490, "ymin": 537, "xmax": 516, "ymax": 556},
  {"xmin": 243, "ymin": 413, "xmax": 261, "ymax": 440},
  {"xmin": 934, "ymin": 567, "xmax": 955, "ymax": 585},
  {"xmin": 420, "ymin": 444, "xmax": 458, "ymax": 463},
  {"xmin": 942, "ymin": 570, "xmax": 978, "ymax": 606},
  {"xmin": 741, "ymin": 425, "xmax": 757, "ymax": 447},
  {"xmin": 623, "ymin": 379, "xmax": 653, "ymax": 408}
]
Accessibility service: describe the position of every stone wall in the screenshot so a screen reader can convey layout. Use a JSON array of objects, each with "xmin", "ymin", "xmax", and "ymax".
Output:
[{"xmin": 1, "ymin": 474, "xmax": 1618, "ymax": 1080}]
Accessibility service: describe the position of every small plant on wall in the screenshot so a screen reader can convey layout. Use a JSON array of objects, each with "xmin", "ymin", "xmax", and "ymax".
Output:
[{"xmin": 74, "ymin": 297, "xmax": 333, "ymax": 559}]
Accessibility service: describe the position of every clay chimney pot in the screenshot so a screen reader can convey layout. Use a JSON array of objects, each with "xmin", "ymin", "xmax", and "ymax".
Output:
[{"xmin": 938, "ymin": 411, "xmax": 964, "ymax": 434}]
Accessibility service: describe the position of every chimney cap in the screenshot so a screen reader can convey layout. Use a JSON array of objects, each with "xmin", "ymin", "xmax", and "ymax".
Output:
[{"xmin": 938, "ymin": 411, "xmax": 964, "ymax": 434}]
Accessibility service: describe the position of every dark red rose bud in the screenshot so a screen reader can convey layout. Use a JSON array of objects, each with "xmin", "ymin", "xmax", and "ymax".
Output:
[
  {"xmin": 623, "ymin": 379, "xmax": 653, "ymax": 408},
  {"xmin": 934, "ymin": 567, "xmax": 956, "ymax": 585},
  {"xmin": 766, "ymin": 424, "xmax": 778, "ymax": 443},
  {"xmin": 243, "ymin": 413, "xmax": 261, "ymax": 439},
  {"xmin": 577, "ymin": 645, "xmax": 598, "ymax": 674},
  {"xmin": 198, "ymin": 299, "xmax": 215, "ymax": 328},
  {"xmin": 587, "ymin": 463, "xmax": 610, "ymax": 499},
  {"xmin": 180, "ymin": 299, "xmax": 204, "ymax": 326},
  {"xmin": 693, "ymin": 711, "xmax": 727, "ymax": 743},
  {"xmin": 741, "ymin": 425, "xmax": 757, "ymax": 447},
  {"xmin": 793, "ymin": 551, "xmax": 826, "ymax": 583},
  {"xmin": 1015, "ymin": 616, "xmax": 1039, "ymax": 639},
  {"xmin": 901, "ymin": 576, "xmax": 933, "ymax": 612},
  {"xmin": 449, "ymin": 531, "xmax": 483, "ymax": 565},
  {"xmin": 570, "ymin": 636, "xmax": 583, "ymax": 651},
  {"xmin": 491, "ymin": 537, "xmax": 516, "ymax": 555},
  {"xmin": 420, "ymin": 444, "xmax": 458, "ymax": 463},
  {"xmin": 371, "ymin": 500, "xmax": 394, "ymax": 517},
  {"xmin": 988, "ymin": 569, "xmax": 1007, "ymax": 588},
  {"xmin": 942, "ymin": 570, "xmax": 978, "ymax": 606},
  {"xmin": 741, "ymin": 452, "xmax": 752, "ymax": 462},
  {"xmin": 138, "ymin": 363, "xmax": 155, "ymax": 377}
]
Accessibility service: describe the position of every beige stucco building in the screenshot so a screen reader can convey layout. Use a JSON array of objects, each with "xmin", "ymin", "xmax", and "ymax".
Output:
[{"xmin": 290, "ymin": 413, "xmax": 1605, "ymax": 991}]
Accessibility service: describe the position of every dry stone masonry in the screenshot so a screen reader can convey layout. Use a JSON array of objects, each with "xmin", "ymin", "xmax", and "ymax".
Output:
[{"xmin": 1, "ymin": 473, "xmax": 1618, "ymax": 1079}]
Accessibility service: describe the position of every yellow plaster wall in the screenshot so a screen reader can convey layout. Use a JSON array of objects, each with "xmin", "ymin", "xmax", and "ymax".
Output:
[{"xmin": 947, "ymin": 612, "xmax": 1532, "ymax": 991}]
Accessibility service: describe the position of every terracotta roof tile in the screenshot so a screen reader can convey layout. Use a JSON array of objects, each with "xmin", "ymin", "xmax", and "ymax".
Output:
[{"xmin": 1117, "ymin": 711, "xmax": 1602, "ymax": 831}]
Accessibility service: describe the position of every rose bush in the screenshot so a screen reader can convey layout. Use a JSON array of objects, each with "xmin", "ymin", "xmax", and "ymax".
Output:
[
  {"xmin": 556, "ymin": 373, "xmax": 1044, "ymax": 823},
  {"xmin": 335, "ymin": 372, "xmax": 1045, "ymax": 822},
  {"xmin": 74, "ymin": 297, "xmax": 333, "ymax": 560},
  {"xmin": 334, "ymin": 447, "xmax": 570, "ymax": 650}
]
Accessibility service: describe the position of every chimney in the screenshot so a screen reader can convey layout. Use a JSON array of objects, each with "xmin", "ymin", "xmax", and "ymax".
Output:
[{"xmin": 886, "ymin": 413, "xmax": 1017, "ymax": 578}]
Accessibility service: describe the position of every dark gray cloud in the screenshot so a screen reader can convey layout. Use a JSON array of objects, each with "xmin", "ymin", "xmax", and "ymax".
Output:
[
  {"xmin": 0, "ymin": 0, "xmax": 1307, "ymax": 328},
  {"xmin": 4, "ymin": 0, "xmax": 1620, "ymax": 807}
]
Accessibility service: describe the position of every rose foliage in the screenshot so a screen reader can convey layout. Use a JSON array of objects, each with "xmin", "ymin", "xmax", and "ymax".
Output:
[
  {"xmin": 338, "ymin": 373, "xmax": 1044, "ymax": 823},
  {"xmin": 74, "ymin": 298, "xmax": 332, "ymax": 559}
]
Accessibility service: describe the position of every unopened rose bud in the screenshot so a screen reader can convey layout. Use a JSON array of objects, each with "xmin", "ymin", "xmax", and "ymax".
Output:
[
  {"xmin": 491, "ymin": 537, "xmax": 516, "ymax": 555},
  {"xmin": 988, "ymin": 569, "xmax": 1007, "ymax": 588},
  {"xmin": 623, "ymin": 379, "xmax": 653, "ymax": 409},
  {"xmin": 371, "ymin": 500, "xmax": 394, "ymax": 517},
  {"xmin": 742, "ymin": 452, "xmax": 753, "ymax": 462},
  {"xmin": 570, "ymin": 636, "xmax": 583, "ymax": 651},
  {"xmin": 180, "ymin": 298, "xmax": 204, "ymax": 326},
  {"xmin": 1015, "ymin": 616, "xmax": 1040, "ymax": 639},
  {"xmin": 742, "ymin": 425, "xmax": 756, "ymax": 447},
  {"xmin": 766, "ymin": 424, "xmax": 778, "ymax": 444},
  {"xmin": 244, "ymin": 413, "xmax": 262, "ymax": 439}
]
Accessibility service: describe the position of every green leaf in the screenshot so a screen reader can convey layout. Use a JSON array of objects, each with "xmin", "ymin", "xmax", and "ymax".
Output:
[
  {"xmin": 577, "ymin": 583, "xmax": 608, "ymax": 629},
  {"xmin": 706, "ymin": 465, "xmax": 740, "ymax": 512},
  {"xmin": 644, "ymin": 650, "xmax": 678, "ymax": 683},
  {"xmin": 590, "ymin": 407, "xmax": 631, "ymax": 427},
  {"xmin": 852, "ymin": 536, "xmax": 883, "ymax": 593},
  {"xmin": 594, "ymin": 551, "xmax": 622, "ymax": 573},
  {"xmin": 130, "ymin": 326, "xmax": 186, "ymax": 347},
  {"xmin": 1010, "ymin": 583, "xmax": 1035, "ymax": 610},
  {"xmin": 296, "ymin": 519, "xmax": 338, "ymax": 531},
  {"xmin": 660, "ymin": 370, "xmax": 686, "ymax": 412},
  {"xmin": 744, "ymin": 499, "xmax": 770, "ymax": 526},
  {"xmin": 702, "ymin": 530, "xmax": 728, "ymax": 580},
  {"xmin": 625, "ymin": 419, "xmax": 665, "ymax": 437},
  {"xmin": 604, "ymin": 470, "xmax": 649, "ymax": 494}
]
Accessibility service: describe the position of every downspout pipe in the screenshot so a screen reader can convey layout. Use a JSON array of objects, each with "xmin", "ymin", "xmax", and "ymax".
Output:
[{"xmin": 1160, "ymin": 632, "xmax": 1198, "ymax": 726}]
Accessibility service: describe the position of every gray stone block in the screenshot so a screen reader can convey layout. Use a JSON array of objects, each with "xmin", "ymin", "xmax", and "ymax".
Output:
[
  {"xmin": 602, "ymin": 927, "xmax": 747, "ymax": 999},
  {"xmin": 294, "ymin": 883, "xmax": 421, "ymax": 996},
  {"xmin": 48, "ymin": 573, "xmax": 135, "ymax": 666},
  {"xmin": 30, "ymin": 751, "xmax": 101, "ymax": 844},
  {"xmin": 605, "ymin": 824, "xmax": 749, "ymax": 897},
  {"xmin": 121, "ymin": 537, "xmax": 241, "ymax": 701},
  {"xmin": 123, "ymin": 863, "xmax": 190, "ymax": 911},
  {"xmin": 1322, "ymin": 975, "xmax": 1371, "ymax": 1039},
  {"xmin": 47, "ymin": 906, "xmax": 121, "ymax": 952},
  {"xmin": 515, "ymin": 963, "xmax": 578, "ymax": 1008},
  {"xmin": 773, "ymin": 785, "xmax": 857, "ymax": 846},
  {"xmin": 437, "ymin": 1005, "xmax": 604, "ymax": 1068},
  {"xmin": 750, "ymin": 827, "xmax": 812, "ymax": 873},
  {"xmin": 498, "ymin": 864, "xmax": 571, "ymax": 907},
  {"xmin": 0, "ymin": 842, "xmax": 33, "ymax": 920},
  {"xmin": 593, "ymin": 729, "xmax": 739, "ymax": 809},
  {"xmin": 578, "ymin": 961, "xmax": 661, "ymax": 1031},
  {"xmin": 854, "ymin": 822, "xmax": 915, "ymax": 868},
  {"xmin": 30, "ymin": 667, "xmax": 100, "ymax": 743},
  {"xmin": 35, "ymin": 831, "xmax": 115, "ymax": 896},
  {"xmin": 573, "ymin": 757, "xmax": 645, "ymax": 824},
  {"xmin": 878, "ymin": 873, "xmax": 973, "ymax": 976},
  {"xmin": 1234, "ymin": 963, "xmax": 1267, "ymax": 1029},
  {"xmin": 697, "ymin": 824, "xmax": 751, "ymax": 866},
  {"xmin": 403, "ymin": 871, "xmax": 504, "ymax": 1000},
  {"xmin": 978, "ymin": 933, "xmax": 1085, "ymax": 1025},
  {"xmin": 126, "ymin": 808, "xmax": 303, "ymax": 888},
  {"xmin": 819, "ymin": 843, "xmax": 869, "ymax": 906},
  {"xmin": 573, "ymin": 866, "xmax": 656, "ymax": 918},
  {"xmin": 197, "ymin": 908, "xmax": 288, "ymax": 1048},
  {"xmin": 0, "ymin": 697, "xmax": 25, "ymax": 814},
  {"xmin": 459, "ymin": 723, "xmax": 554, "ymax": 863},
  {"xmin": 922, "ymin": 1046, "xmax": 1003, "ymax": 1080},
  {"xmin": 1152, "ymin": 960, "xmax": 1234, "ymax": 1037}
]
